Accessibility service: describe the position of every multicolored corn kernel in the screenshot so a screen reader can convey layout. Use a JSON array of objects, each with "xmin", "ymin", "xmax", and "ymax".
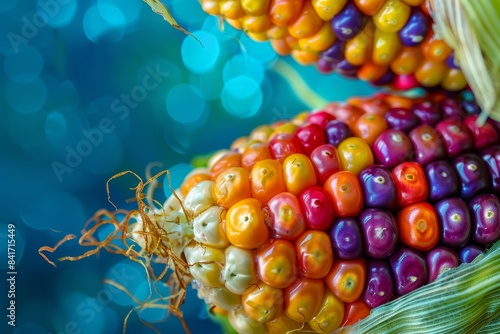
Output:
[
  {"xmin": 266, "ymin": 191, "xmax": 307, "ymax": 240},
  {"xmin": 353, "ymin": 113, "xmax": 389, "ymax": 147},
  {"xmin": 299, "ymin": 185, "xmax": 336, "ymax": 230},
  {"xmin": 154, "ymin": 92, "xmax": 500, "ymax": 334},
  {"xmin": 481, "ymin": 145, "xmax": 500, "ymax": 193},
  {"xmin": 359, "ymin": 208, "xmax": 398, "ymax": 259},
  {"xmin": 282, "ymin": 153, "xmax": 318, "ymax": 195},
  {"xmin": 184, "ymin": 242, "xmax": 225, "ymax": 288},
  {"xmin": 193, "ymin": 206, "xmax": 230, "ymax": 248},
  {"xmin": 199, "ymin": 0, "xmax": 468, "ymax": 91},
  {"xmin": 249, "ymin": 158, "xmax": 286, "ymax": 204},
  {"xmin": 309, "ymin": 144, "xmax": 342, "ymax": 185},
  {"xmin": 223, "ymin": 245, "xmax": 259, "ymax": 295},
  {"xmin": 225, "ymin": 198, "xmax": 270, "ymax": 249},
  {"xmin": 284, "ymin": 277, "xmax": 325, "ymax": 322},
  {"xmin": 435, "ymin": 118, "xmax": 474, "ymax": 157},
  {"xmin": 389, "ymin": 246, "xmax": 428, "ymax": 295},
  {"xmin": 434, "ymin": 197, "xmax": 471, "ymax": 247},
  {"xmin": 242, "ymin": 282, "xmax": 283, "ymax": 322},
  {"xmin": 325, "ymin": 258, "xmax": 366, "ymax": 303},
  {"xmin": 256, "ymin": 238, "xmax": 299, "ymax": 288},
  {"xmin": 392, "ymin": 161, "xmax": 428, "ymax": 208},
  {"xmin": 425, "ymin": 160, "xmax": 459, "ymax": 202},
  {"xmin": 452, "ymin": 154, "xmax": 490, "ymax": 200},
  {"xmin": 329, "ymin": 217, "xmax": 364, "ymax": 260},
  {"xmin": 363, "ymin": 259, "xmax": 394, "ymax": 307},
  {"xmin": 358, "ymin": 165, "xmax": 397, "ymax": 210},
  {"xmin": 324, "ymin": 170, "xmax": 364, "ymax": 217},
  {"xmin": 372, "ymin": 129, "xmax": 413, "ymax": 169},
  {"xmin": 408, "ymin": 125, "xmax": 446, "ymax": 166},
  {"xmin": 337, "ymin": 137, "xmax": 374, "ymax": 175},
  {"xmin": 384, "ymin": 107, "xmax": 420, "ymax": 133},
  {"xmin": 469, "ymin": 194, "xmax": 500, "ymax": 245},
  {"xmin": 396, "ymin": 202, "xmax": 439, "ymax": 252},
  {"xmin": 426, "ymin": 246, "xmax": 459, "ymax": 283},
  {"xmin": 308, "ymin": 290, "xmax": 345, "ymax": 332}
]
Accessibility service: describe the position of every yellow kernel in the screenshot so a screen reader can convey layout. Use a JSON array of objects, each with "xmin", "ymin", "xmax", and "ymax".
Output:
[
  {"xmin": 390, "ymin": 46, "xmax": 422, "ymax": 75},
  {"xmin": 241, "ymin": 0, "xmax": 271, "ymax": 15},
  {"xmin": 345, "ymin": 21, "xmax": 375, "ymax": 66},
  {"xmin": 311, "ymin": 0, "xmax": 348, "ymax": 21},
  {"xmin": 291, "ymin": 49, "xmax": 320, "ymax": 65},
  {"xmin": 441, "ymin": 68, "xmax": 468, "ymax": 91},
  {"xmin": 288, "ymin": 1, "xmax": 323, "ymax": 39},
  {"xmin": 242, "ymin": 14, "xmax": 272, "ymax": 33},
  {"xmin": 267, "ymin": 25, "xmax": 288, "ymax": 39},
  {"xmin": 271, "ymin": 38, "xmax": 293, "ymax": 56},
  {"xmin": 373, "ymin": 0, "xmax": 411, "ymax": 33},
  {"xmin": 298, "ymin": 22, "xmax": 336, "ymax": 52},
  {"xmin": 414, "ymin": 60, "xmax": 447, "ymax": 87},
  {"xmin": 270, "ymin": 0, "xmax": 303, "ymax": 27},
  {"xmin": 225, "ymin": 18, "xmax": 243, "ymax": 30},
  {"xmin": 200, "ymin": 0, "xmax": 220, "ymax": 16},
  {"xmin": 220, "ymin": 0, "xmax": 245, "ymax": 19},
  {"xmin": 373, "ymin": 29, "xmax": 402, "ymax": 66},
  {"xmin": 246, "ymin": 31, "xmax": 269, "ymax": 42}
]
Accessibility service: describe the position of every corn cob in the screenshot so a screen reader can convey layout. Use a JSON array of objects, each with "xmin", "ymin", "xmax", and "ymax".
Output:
[
  {"xmin": 197, "ymin": 0, "xmax": 467, "ymax": 92},
  {"xmin": 39, "ymin": 91, "xmax": 500, "ymax": 332},
  {"xmin": 122, "ymin": 91, "xmax": 500, "ymax": 333}
]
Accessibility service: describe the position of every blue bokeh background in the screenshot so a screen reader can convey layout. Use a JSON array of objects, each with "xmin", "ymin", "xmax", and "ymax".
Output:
[{"xmin": 0, "ymin": 1, "xmax": 379, "ymax": 333}]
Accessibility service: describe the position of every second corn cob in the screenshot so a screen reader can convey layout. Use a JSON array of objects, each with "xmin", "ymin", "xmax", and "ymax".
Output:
[{"xmin": 198, "ymin": 0, "xmax": 467, "ymax": 92}]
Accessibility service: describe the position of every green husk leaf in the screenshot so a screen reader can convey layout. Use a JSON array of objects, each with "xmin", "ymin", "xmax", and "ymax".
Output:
[
  {"xmin": 143, "ymin": 0, "xmax": 202, "ymax": 46},
  {"xmin": 429, "ymin": 0, "xmax": 500, "ymax": 123},
  {"xmin": 337, "ymin": 239, "xmax": 500, "ymax": 334}
]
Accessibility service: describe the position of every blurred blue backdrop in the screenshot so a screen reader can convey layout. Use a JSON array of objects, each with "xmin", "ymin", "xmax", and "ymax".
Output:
[{"xmin": 0, "ymin": 0, "xmax": 379, "ymax": 333}]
